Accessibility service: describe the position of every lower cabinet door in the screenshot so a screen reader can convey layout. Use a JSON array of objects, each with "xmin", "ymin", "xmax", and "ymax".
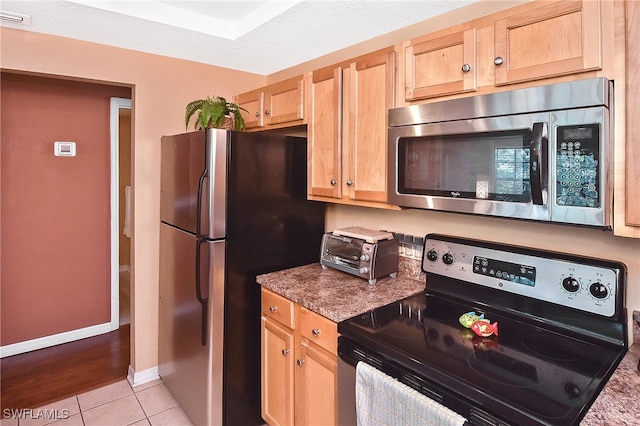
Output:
[
  {"xmin": 261, "ymin": 316, "xmax": 295, "ymax": 426},
  {"xmin": 296, "ymin": 340, "xmax": 338, "ymax": 426}
]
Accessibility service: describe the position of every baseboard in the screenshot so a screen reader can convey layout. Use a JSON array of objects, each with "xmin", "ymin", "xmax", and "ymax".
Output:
[
  {"xmin": 127, "ymin": 365, "xmax": 160, "ymax": 387},
  {"xmin": 0, "ymin": 321, "xmax": 118, "ymax": 358}
]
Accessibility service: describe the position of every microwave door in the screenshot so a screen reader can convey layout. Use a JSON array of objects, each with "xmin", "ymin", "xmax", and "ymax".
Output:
[{"xmin": 388, "ymin": 113, "xmax": 552, "ymax": 222}]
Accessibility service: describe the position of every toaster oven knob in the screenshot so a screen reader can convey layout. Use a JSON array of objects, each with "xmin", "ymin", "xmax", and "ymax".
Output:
[
  {"xmin": 426, "ymin": 249, "xmax": 438, "ymax": 262},
  {"xmin": 360, "ymin": 254, "xmax": 370, "ymax": 261},
  {"xmin": 359, "ymin": 266, "xmax": 369, "ymax": 274},
  {"xmin": 442, "ymin": 252, "xmax": 454, "ymax": 265}
]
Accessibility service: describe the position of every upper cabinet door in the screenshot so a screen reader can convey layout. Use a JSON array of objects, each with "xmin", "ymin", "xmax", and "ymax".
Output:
[
  {"xmin": 494, "ymin": 0, "xmax": 602, "ymax": 86},
  {"xmin": 234, "ymin": 75, "xmax": 305, "ymax": 130},
  {"xmin": 307, "ymin": 66, "xmax": 343, "ymax": 199},
  {"xmin": 235, "ymin": 90, "xmax": 264, "ymax": 129},
  {"xmin": 347, "ymin": 50, "xmax": 395, "ymax": 203},
  {"xmin": 404, "ymin": 28, "xmax": 476, "ymax": 101},
  {"xmin": 264, "ymin": 77, "xmax": 304, "ymax": 126}
]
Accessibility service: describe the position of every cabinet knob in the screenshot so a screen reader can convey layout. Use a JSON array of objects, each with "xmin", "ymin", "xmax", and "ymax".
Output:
[
  {"xmin": 330, "ymin": 179, "xmax": 337, "ymax": 186},
  {"xmin": 269, "ymin": 306, "xmax": 277, "ymax": 313},
  {"xmin": 264, "ymin": 110, "xmax": 271, "ymax": 116},
  {"xmin": 281, "ymin": 349, "xmax": 290, "ymax": 356},
  {"xmin": 346, "ymin": 180, "xmax": 354, "ymax": 186},
  {"xmin": 461, "ymin": 63, "xmax": 471, "ymax": 73},
  {"xmin": 254, "ymin": 112, "xmax": 260, "ymax": 117},
  {"xmin": 494, "ymin": 56, "xmax": 504, "ymax": 66},
  {"xmin": 297, "ymin": 359, "xmax": 305, "ymax": 367},
  {"xmin": 312, "ymin": 328, "xmax": 321, "ymax": 337}
]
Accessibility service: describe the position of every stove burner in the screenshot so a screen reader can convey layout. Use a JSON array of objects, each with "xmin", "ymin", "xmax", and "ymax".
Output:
[
  {"xmin": 467, "ymin": 349, "xmax": 546, "ymax": 388},
  {"xmin": 521, "ymin": 331, "xmax": 584, "ymax": 361}
]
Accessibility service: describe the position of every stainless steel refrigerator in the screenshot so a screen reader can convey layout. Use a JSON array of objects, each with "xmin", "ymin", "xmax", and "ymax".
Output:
[{"xmin": 159, "ymin": 129, "xmax": 325, "ymax": 426}]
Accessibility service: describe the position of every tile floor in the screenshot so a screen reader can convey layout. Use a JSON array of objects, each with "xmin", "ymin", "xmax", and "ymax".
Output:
[{"xmin": 1, "ymin": 379, "xmax": 194, "ymax": 426}]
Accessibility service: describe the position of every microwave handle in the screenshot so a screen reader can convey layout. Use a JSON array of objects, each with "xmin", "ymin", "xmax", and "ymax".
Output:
[{"xmin": 530, "ymin": 122, "xmax": 548, "ymax": 205}]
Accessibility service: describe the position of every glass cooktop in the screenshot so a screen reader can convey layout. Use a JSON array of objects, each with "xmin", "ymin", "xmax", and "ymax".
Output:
[{"xmin": 338, "ymin": 292, "xmax": 626, "ymax": 425}]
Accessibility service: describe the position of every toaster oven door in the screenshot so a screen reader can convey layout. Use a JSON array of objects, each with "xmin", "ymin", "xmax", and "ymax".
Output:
[{"xmin": 321, "ymin": 234, "xmax": 363, "ymax": 270}]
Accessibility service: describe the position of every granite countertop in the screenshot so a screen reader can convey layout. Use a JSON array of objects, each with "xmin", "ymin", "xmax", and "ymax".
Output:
[
  {"xmin": 581, "ymin": 324, "xmax": 640, "ymax": 425},
  {"xmin": 257, "ymin": 262, "xmax": 640, "ymax": 424},
  {"xmin": 257, "ymin": 262, "xmax": 424, "ymax": 322}
]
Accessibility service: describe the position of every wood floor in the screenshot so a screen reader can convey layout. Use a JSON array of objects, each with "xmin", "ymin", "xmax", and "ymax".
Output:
[{"xmin": 0, "ymin": 324, "xmax": 130, "ymax": 411}]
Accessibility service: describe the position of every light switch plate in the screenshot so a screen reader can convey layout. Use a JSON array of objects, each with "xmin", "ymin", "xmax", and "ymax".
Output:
[{"xmin": 54, "ymin": 141, "xmax": 76, "ymax": 157}]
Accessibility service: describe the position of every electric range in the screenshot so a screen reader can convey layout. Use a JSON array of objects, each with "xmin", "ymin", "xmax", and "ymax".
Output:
[{"xmin": 338, "ymin": 234, "xmax": 627, "ymax": 425}]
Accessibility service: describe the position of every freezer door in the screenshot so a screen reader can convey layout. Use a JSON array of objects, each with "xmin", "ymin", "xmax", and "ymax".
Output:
[
  {"xmin": 160, "ymin": 130, "xmax": 227, "ymax": 239},
  {"xmin": 158, "ymin": 222, "xmax": 225, "ymax": 426}
]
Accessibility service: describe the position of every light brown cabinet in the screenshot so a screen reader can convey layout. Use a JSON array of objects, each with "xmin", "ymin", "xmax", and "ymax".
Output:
[
  {"xmin": 307, "ymin": 48, "xmax": 398, "ymax": 208},
  {"xmin": 261, "ymin": 289, "xmax": 295, "ymax": 426},
  {"xmin": 404, "ymin": 28, "xmax": 477, "ymax": 100},
  {"xmin": 494, "ymin": 0, "xmax": 602, "ymax": 86},
  {"xmin": 261, "ymin": 288, "xmax": 338, "ymax": 426},
  {"xmin": 402, "ymin": 0, "xmax": 606, "ymax": 102},
  {"xmin": 623, "ymin": 0, "xmax": 640, "ymax": 230},
  {"xmin": 235, "ymin": 76, "xmax": 305, "ymax": 130}
]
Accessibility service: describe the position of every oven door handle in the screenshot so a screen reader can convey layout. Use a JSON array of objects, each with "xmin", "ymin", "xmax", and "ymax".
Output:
[{"xmin": 530, "ymin": 122, "xmax": 548, "ymax": 206}]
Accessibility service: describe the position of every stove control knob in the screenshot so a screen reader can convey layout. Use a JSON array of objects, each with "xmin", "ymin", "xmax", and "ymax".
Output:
[
  {"xmin": 442, "ymin": 252, "xmax": 454, "ymax": 265},
  {"xmin": 359, "ymin": 266, "xmax": 369, "ymax": 274},
  {"xmin": 589, "ymin": 282, "xmax": 609, "ymax": 299},
  {"xmin": 360, "ymin": 253, "xmax": 370, "ymax": 261},
  {"xmin": 562, "ymin": 277, "xmax": 581, "ymax": 293},
  {"xmin": 426, "ymin": 249, "xmax": 438, "ymax": 262}
]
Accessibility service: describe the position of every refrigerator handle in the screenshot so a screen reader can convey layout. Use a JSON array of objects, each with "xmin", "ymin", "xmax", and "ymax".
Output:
[
  {"xmin": 195, "ymin": 239, "xmax": 209, "ymax": 346},
  {"xmin": 196, "ymin": 167, "xmax": 208, "ymax": 238}
]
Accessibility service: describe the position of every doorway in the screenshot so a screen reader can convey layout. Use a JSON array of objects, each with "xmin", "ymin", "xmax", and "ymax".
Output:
[
  {"xmin": 1, "ymin": 73, "xmax": 131, "ymax": 357},
  {"xmin": 111, "ymin": 97, "xmax": 132, "ymax": 326}
]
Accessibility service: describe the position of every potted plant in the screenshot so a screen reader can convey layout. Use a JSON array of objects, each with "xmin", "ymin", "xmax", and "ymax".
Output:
[{"xmin": 185, "ymin": 96, "xmax": 247, "ymax": 131}]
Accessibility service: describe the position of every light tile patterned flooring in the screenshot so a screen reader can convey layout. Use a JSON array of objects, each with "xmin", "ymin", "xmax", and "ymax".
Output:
[{"xmin": 1, "ymin": 379, "xmax": 194, "ymax": 426}]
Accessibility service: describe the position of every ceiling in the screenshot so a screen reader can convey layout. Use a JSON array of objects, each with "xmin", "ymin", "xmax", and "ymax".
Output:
[{"xmin": 0, "ymin": 0, "xmax": 478, "ymax": 75}]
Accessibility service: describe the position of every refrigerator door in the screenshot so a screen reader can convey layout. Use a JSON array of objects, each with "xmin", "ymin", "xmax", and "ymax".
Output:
[
  {"xmin": 158, "ymin": 222, "xmax": 225, "ymax": 426},
  {"xmin": 223, "ymin": 132, "xmax": 326, "ymax": 425},
  {"xmin": 160, "ymin": 129, "xmax": 227, "ymax": 239}
]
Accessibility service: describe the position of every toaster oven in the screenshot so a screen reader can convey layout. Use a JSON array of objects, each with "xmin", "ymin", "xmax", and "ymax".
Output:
[{"xmin": 320, "ymin": 227, "xmax": 398, "ymax": 285}]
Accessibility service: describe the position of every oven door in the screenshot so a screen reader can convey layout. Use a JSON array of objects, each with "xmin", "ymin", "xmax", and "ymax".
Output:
[{"xmin": 388, "ymin": 111, "xmax": 551, "ymax": 222}]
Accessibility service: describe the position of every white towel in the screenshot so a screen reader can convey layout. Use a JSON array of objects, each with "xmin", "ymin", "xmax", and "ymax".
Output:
[
  {"xmin": 123, "ymin": 185, "xmax": 132, "ymax": 238},
  {"xmin": 356, "ymin": 361, "xmax": 467, "ymax": 426}
]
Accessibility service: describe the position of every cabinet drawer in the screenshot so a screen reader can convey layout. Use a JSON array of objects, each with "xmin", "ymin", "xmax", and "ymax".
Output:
[
  {"xmin": 299, "ymin": 307, "xmax": 338, "ymax": 354},
  {"xmin": 262, "ymin": 289, "xmax": 295, "ymax": 329}
]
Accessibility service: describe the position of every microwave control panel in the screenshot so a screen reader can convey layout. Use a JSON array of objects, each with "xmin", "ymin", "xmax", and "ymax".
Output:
[{"xmin": 556, "ymin": 123, "xmax": 600, "ymax": 208}]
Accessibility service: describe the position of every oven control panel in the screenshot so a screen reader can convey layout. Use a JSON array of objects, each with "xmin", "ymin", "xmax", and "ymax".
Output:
[{"xmin": 423, "ymin": 236, "xmax": 623, "ymax": 317}]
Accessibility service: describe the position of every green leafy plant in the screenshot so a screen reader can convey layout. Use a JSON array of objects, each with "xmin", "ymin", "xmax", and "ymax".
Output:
[{"xmin": 185, "ymin": 96, "xmax": 247, "ymax": 131}]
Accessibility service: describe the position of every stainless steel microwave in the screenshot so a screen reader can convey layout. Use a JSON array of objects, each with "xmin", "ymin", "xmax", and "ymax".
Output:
[{"xmin": 388, "ymin": 78, "xmax": 613, "ymax": 228}]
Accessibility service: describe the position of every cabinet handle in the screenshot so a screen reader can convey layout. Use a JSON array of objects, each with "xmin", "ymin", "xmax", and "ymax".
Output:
[
  {"xmin": 297, "ymin": 359, "xmax": 305, "ymax": 367},
  {"xmin": 312, "ymin": 328, "xmax": 321, "ymax": 337},
  {"xmin": 254, "ymin": 112, "xmax": 260, "ymax": 117},
  {"xmin": 461, "ymin": 63, "xmax": 471, "ymax": 73},
  {"xmin": 264, "ymin": 110, "xmax": 271, "ymax": 116},
  {"xmin": 281, "ymin": 349, "xmax": 290, "ymax": 356},
  {"xmin": 494, "ymin": 57, "xmax": 504, "ymax": 66},
  {"xmin": 330, "ymin": 179, "xmax": 337, "ymax": 186},
  {"xmin": 346, "ymin": 180, "xmax": 353, "ymax": 186},
  {"xmin": 269, "ymin": 306, "xmax": 277, "ymax": 313}
]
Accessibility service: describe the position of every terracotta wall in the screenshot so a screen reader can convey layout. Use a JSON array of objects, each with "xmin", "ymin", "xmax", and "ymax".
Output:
[
  {"xmin": 0, "ymin": 27, "xmax": 265, "ymax": 373},
  {"xmin": 1, "ymin": 73, "xmax": 130, "ymax": 345}
]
